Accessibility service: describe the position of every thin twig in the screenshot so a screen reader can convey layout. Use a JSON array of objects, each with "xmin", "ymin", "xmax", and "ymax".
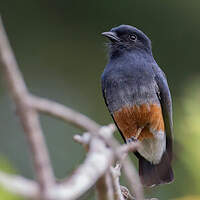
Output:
[
  {"xmin": 30, "ymin": 95, "xmax": 100, "ymax": 133},
  {"xmin": 118, "ymin": 142, "xmax": 140, "ymax": 159},
  {"xmin": 0, "ymin": 17, "xmax": 55, "ymax": 198},
  {"xmin": 110, "ymin": 164, "xmax": 125, "ymax": 200},
  {"xmin": 73, "ymin": 133, "xmax": 91, "ymax": 151},
  {"xmin": 122, "ymin": 157, "xmax": 143, "ymax": 200}
]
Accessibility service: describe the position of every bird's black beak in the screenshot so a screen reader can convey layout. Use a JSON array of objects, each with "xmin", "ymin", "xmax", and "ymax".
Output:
[{"xmin": 101, "ymin": 31, "xmax": 120, "ymax": 42}]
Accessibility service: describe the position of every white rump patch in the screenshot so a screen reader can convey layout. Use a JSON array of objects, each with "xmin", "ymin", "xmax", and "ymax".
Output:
[{"xmin": 137, "ymin": 129, "xmax": 166, "ymax": 164}]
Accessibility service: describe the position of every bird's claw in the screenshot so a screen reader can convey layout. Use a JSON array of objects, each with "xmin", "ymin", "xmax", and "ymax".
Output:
[{"xmin": 127, "ymin": 136, "xmax": 138, "ymax": 143}]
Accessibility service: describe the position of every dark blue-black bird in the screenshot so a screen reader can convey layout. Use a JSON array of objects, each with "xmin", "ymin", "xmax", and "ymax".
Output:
[{"xmin": 101, "ymin": 25, "xmax": 174, "ymax": 187}]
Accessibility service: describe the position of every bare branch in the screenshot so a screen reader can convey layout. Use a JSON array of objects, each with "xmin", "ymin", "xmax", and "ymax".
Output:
[
  {"xmin": 73, "ymin": 130, "xmax": 143, "ymax": 200},
  {"xmin": 74, "ymin": 128, "xmax": 115, "ymax": 200},
  {"xmin": 104, "ymin": 138, "xmax": 144, "ymax": 200},
  {"xmin": 0, "ymin": 17, "xmax": 55, "ymax": 197},
  {"xmin": 52, "ymin": 132, "xmax": 114, "ymax": 200},
  {"xmin": 73, "ymin": 133, "xmax": 91, "ymax": 151},
  {"xmin": 110, "ymin": 164, "xmax": 125, "ymax": 200},
  {"xmin": 0, "ymin": 127, "xmax": 115, "ymax": 200},
  {"xmin": 118, "ymin": 142, "xmax": 140, "ymax": 156},
  {"xmin": 0, "ymin": 171, "xmax": 39, "ymax": 199},
  {"xmin": 96, "ymin": 173, "xmax": 114, "ymax": 200},
  {"xmin": 122, "ymin": 157, "xmax": 143, "ymax": 200},
  {"xmin": 30, "ymin": 95, "xmax": 100, "ymax": 133},
  {"xmin": 0, "ymin": 124, "xmax": 144, "ymax": 200}
]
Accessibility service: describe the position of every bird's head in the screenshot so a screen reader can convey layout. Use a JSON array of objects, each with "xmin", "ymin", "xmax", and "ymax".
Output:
[{"xmin": 102, "ymin": 25, "xmax": 152, "ymax": 56}]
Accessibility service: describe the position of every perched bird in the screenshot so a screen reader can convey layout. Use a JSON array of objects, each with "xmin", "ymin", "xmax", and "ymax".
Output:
[{"xmin": 101, "ymin": 25, "xmax": 174, "ymax": 187}]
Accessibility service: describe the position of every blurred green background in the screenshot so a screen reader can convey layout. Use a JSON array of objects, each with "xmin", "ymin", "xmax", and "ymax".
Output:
[{"xmin": 0, "ymin": 0, "xmax": 200, "ymax": 199}]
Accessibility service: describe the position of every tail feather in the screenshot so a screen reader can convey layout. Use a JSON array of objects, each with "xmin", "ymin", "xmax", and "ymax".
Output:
[{"xmin": 137, "ymin": 151, "xmax": 174, "ymax": 187}]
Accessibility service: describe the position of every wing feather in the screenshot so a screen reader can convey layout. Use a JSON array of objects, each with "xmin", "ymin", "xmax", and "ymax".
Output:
[{"xmin": 152, "ymin": 65, "xmax": 173, "ymax": 161}]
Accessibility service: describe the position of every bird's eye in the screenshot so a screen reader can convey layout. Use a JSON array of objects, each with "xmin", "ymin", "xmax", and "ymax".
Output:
[{"xmin": 129, "ymin": 34, "xmax": 137, "ymax": 41}]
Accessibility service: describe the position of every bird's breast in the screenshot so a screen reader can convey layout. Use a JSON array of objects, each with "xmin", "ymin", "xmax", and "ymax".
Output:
[{"xmin": 103, "ymin": 73, "xmax": 159, "ymax": 114}]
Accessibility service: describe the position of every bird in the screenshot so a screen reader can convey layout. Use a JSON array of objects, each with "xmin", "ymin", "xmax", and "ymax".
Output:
[{"xmin": 101, "ymin": 25, "xmax": 174, "ymax": 187}]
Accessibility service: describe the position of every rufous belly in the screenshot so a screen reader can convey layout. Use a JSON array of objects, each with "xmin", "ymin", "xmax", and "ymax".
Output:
[
  {"xmin": 113, "ymin": 103, "xmax": 166, "ymax": 163},
  {"xmin": 113, "ymin": 103, "xmax": 165, "ymax": 141}
]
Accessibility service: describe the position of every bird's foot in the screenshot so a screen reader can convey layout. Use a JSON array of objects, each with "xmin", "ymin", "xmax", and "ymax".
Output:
[
  {"xmin": 127, "ymin": 136, "xmax": 138, "ymax": 143},
  {"xmin": 126, "ymin": 126, "xmax": 144, "ymax": 143}
]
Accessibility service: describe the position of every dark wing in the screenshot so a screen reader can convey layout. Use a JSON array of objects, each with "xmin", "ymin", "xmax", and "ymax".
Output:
[
  {"xmin": 101, "ymin": 77, "xmax": 108, "ymax": 107},
  {"xmin": 101, "ymin": 76, "xmax": 127, "ymax": 143},
  {"xmin": 152, "ymin": 65, "xmax": 173, "ymax": 161}
]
